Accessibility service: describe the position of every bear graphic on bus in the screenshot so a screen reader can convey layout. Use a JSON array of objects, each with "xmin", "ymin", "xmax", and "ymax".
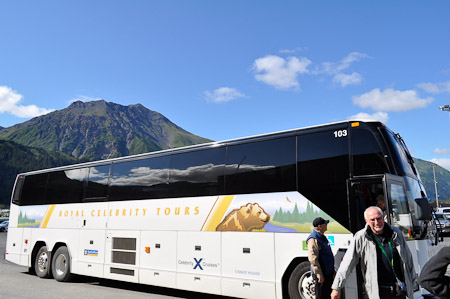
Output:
[{"xmin": 216, "ymin": 203, "xmax": 270, "ymax": 232}]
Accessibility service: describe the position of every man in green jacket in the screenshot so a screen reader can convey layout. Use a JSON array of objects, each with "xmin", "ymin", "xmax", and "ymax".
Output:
[{"xmin": 331, "ymin": 206, "xmax": 417, "ymax": 299}]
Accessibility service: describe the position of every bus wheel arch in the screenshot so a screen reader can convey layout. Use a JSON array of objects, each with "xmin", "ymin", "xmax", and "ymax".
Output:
[
  {"xmin": 51, "ymin": 243, "xmax": 73, "ymax": 282},
  {"xmin": 282, "ymin": 258, "xmax": 315, "ymax": 299},
  {"xmin": 33, "ymin": 242, "xmax": 53, "ymax": 279}
]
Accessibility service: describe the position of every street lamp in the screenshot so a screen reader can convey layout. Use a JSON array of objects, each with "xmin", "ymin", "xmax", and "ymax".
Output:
[{"xmin": 440, "ymin": 105, "xmax": 450, "ymax": 111}]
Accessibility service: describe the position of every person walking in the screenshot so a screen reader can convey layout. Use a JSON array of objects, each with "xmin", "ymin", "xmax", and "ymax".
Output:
[
  {"xmin": 419, "ymin": 246, "xmax": 450, "ymax": 298},
  {"xmin": 307, "ymin": 217, "xmax": 335, "ymax": 299},
  {"xmin": 331, "ymin": 206, "xmax": 417, "ymax": 299}
]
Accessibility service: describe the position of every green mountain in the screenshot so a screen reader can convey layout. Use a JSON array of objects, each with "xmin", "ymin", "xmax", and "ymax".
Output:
[
  {"xmin": 414, "ymin": 158, "xmax": 450, "ymax": 205},
  {"xmin": 0, "ymin": 100, "xmax": 211, "ymax": 160},
  {"xmin": 0, "ymin": 140, "xmax": 79, "ymax": 207}
]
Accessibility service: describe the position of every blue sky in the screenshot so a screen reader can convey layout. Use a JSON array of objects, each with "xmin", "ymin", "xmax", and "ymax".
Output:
[{"xmin": 1, "ymin": 1, "xmax": 450, "ymax": 170}]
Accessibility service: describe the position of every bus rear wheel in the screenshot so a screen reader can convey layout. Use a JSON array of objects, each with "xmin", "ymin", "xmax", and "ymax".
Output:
[
  {"xmin": 288, "ymin": 261, "xmax": 315, "ymax": 299},
  {"xmin": 35, "ymin": 246, "xmax": 52, "ymax": 278},
  {"xmin": 52, "ymin": 246, "xmax": 73, "ymax": 282}
]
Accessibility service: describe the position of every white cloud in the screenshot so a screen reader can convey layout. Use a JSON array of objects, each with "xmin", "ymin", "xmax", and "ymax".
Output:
[
  {"xmin": 347, "ymin": 112, "xmax": 389, "ymax": 123},
  {"xmin": 252, "ymin": 55, "xmax": 311, "ymax": 90},
  {"xmin": 430, "ymin": 158, "xmax": 450, "ymax": 171},
  {"xmin": 352, "ymin": 88, "xmax": 434, "ymax": 112},
  {"xmin": 333, "ymin": 72, "xmax": 362, "ymax": 87},
  {"xmin": 433, "ymin": 148, "xmax": 450, "ymax": 155},
  {"xmin": 0, "ymin": 86, "xmax": 54, "ymax": 118},
  {"xmin": 252, "ymin": 51, "xmax": 367, "ymax": 90},
  {"xmin": 316, "ymin": 52, "xmax": 368, "ymax": 87},
  {"xmin": 321, "ymin": 52, "xmax": 369, "ymax": 75},
  {"xmin": 417, "ymin": 81, "xmax": 450, "ymax": 94},
  {"xmin": 204, "ymin": 87, "xmax": 246, "ymax": 103},
  {"xmin": 278, "ymin": 47, "xmax": 307, "ymax": 54}
]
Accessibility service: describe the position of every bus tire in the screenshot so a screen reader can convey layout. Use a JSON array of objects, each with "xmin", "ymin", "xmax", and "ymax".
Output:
[
  {"xmin": 35, "ymin": 246, "xmax": 52, "ymax": 278},
  {"xmin": 288, "ymin": 261, "xmax": 315, "ymax": 299},
  {"xmin": 52, "ymin": 246, "xmax": 73, "ymax": 282}
]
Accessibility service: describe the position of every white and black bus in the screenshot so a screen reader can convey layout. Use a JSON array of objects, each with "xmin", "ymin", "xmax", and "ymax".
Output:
[{"xmin": 6, "ymin": 120, "xmax": 439, "ymax": 299}]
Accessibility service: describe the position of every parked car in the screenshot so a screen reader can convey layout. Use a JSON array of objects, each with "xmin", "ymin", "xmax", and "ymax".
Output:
[
  {"xmin": 0, "ymin": 221, "xmax": 8, "ymax": 232},
  {"xmin": 433, "ymin": 213, "xmax": 450, "ymax": 236},
  {"xmin": 437, "ymin": 207, "xmax": 450, "ymax": 218}
]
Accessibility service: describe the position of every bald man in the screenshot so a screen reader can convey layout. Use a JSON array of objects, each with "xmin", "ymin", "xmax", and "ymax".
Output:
[{"xmin": 331, "ymin": 207, "xmax": 417, "ymax": 299}]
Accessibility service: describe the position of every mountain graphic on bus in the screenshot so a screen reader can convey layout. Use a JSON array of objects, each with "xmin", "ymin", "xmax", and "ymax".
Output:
[{"xmin": 18, "ymin": 206, "xmax": 48, "ymax": 228}]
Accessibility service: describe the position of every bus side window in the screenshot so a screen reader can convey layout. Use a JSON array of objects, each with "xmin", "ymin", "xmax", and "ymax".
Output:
[
  {"xmin": 12, "ymin": 176, "xmax": 25, "ymax": 205},
  {"xmin": 224, "ymin": 137, "xmax": 296, "ymax": 195},
  {"xmin": 84, "ymin": 165, "xmax": 111, "ymax": 201},
  {"xmin": 20, "ymin": 173, "xmax": 48, "ymax": 206},
  {"xmin": 168, "ymin": 147, "xmax": 226, "ymax": 198},
  {"xmin": 46, "ymin": 169, "xmax": 88, "ymax": 204},
  {"xmin": 110, "ymin": 156, "xmax": 170, "ymax": 201}
]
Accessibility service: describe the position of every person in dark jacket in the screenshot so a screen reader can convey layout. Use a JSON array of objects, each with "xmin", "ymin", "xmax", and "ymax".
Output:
[
  {"xmin": 419, "ymin": 246, "xmax": 450, "ymax": 298},
  {"xmin": 307, "ymin": 217, "xmax": 335, "ymax": 299}
]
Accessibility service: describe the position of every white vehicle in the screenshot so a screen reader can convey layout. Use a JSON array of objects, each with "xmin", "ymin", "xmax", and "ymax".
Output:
[
  {"xmin": 433, "ymin": 213, "xmax": 450, "ymax": 235},
  {"xmin": 5, "ymin": 121, "xmax": 440, "ymax": 299},
  {"xmin": 436, "ymin": 207, "xmax": 450, "ymax": 218}
]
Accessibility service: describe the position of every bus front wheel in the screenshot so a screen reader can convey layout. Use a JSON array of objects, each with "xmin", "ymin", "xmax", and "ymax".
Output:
[
  {"xmin": 35, "ymin": 246, "xmax": 52, "ymax": 278},
  {"xmin": 52, "ymin": 246, "xmax": 73, "ymax": 282},
  {"xmin": 288, "ymin": 261, "xmax": 315, "ymax": 299}
]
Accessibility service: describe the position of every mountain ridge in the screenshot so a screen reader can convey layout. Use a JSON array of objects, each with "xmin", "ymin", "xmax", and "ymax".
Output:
[{"xmin": 0, "ymin": 100, "xmax": 211, "ymax": 160}]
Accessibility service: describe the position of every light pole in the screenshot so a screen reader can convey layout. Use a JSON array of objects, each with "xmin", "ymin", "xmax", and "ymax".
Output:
[
  {"xmin": 433, "ymin": 165, "xmax": 439, "ymax": 208},
  {"xmin": 440, "ymin": 104, "xmax": 450, "ymax": 117}
]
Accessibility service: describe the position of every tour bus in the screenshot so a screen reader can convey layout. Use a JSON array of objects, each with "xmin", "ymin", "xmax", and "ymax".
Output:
[{"xmin": 6, "ymin": 120, "xmax": 439, "ymax": 299}]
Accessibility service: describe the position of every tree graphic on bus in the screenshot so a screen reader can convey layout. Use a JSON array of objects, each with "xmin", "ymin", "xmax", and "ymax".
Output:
[{"xmin": 18, "ymin": 206, "xmax": 47, "ymax": 228}]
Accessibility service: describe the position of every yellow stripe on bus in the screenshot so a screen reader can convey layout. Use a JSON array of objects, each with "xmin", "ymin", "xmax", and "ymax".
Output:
[
  {"xmin": 201, "ymin": 195, "xmax": 235, "ymax": 231},
  {"xmin": 40, "ymin": 205, "xmax": 56, "ymax": 228}
]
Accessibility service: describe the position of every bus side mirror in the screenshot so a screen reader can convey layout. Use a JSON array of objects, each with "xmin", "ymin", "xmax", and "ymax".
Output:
[{"xmin": 414, "ymin": 198, "xmax": 432, "ymax": 221}]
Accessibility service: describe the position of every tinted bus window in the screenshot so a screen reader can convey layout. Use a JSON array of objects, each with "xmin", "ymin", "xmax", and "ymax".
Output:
[
  {"xmin": 382, "ymin": 129, "xmax": 416, "ymax": 177},
  {"xmin": 298, "ymin": 130, "xmax": 349, "ymax": 229},
  {"xmin": 20, "ymin": 173, "xmax": 48, "ymax": 206},
  {"xmin": 110, "ymin": 156, "xmax": 170, "ymax": 201},
  {"xmin": 12, "ymin": 176, "xmax": 25, "ymax": 205},
  {"xmin": 85, "ymin": 165, "xmax": 110, "ymax": 201},
  {"xmin": 352, "ymin": 128, "xmax": 389, "ymax": 176},
  {"xmin": 225, "ymin": 137, "xmax": 296, "ymax": 195},
  {"xmin": 46, "ymin": 168, "xmax": 88, "ymax": 204},
  {"xmin": 387, "ymin": 179, "xmax": 411, "ymax": 237},
  {"xmin": 168, "ymin": 147, "xmax": 225, "ymax": 197}
]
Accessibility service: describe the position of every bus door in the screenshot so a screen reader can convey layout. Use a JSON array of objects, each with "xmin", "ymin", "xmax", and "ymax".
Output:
[
  {"xmin": 346, "ymin": 174, "xmax": 415, "ymax": 297},
  {"xmin": 347, "ymin": 176, "xmax": 386, "ymax": 233},
  {"xmin": 348, "ymin": 174, "xmax": 413, "ymax": 236},
  {"xmin": 346, "ymin": 175, "xmax": 387, "ymax": 298},
  {"xmin": 382, "ymin": 174, "xmax": 414, "ymax": 239}
]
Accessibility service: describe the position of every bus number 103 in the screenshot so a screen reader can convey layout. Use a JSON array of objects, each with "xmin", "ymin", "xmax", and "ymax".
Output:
[{"xmin": 334, "ymin": 130, "xmax": 347, "ymax": 138}]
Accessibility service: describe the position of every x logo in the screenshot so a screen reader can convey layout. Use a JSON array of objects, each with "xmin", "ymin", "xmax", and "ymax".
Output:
[{"xmin": 193, "ymin": 258, "xmax": 203, "ymax": 270}]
